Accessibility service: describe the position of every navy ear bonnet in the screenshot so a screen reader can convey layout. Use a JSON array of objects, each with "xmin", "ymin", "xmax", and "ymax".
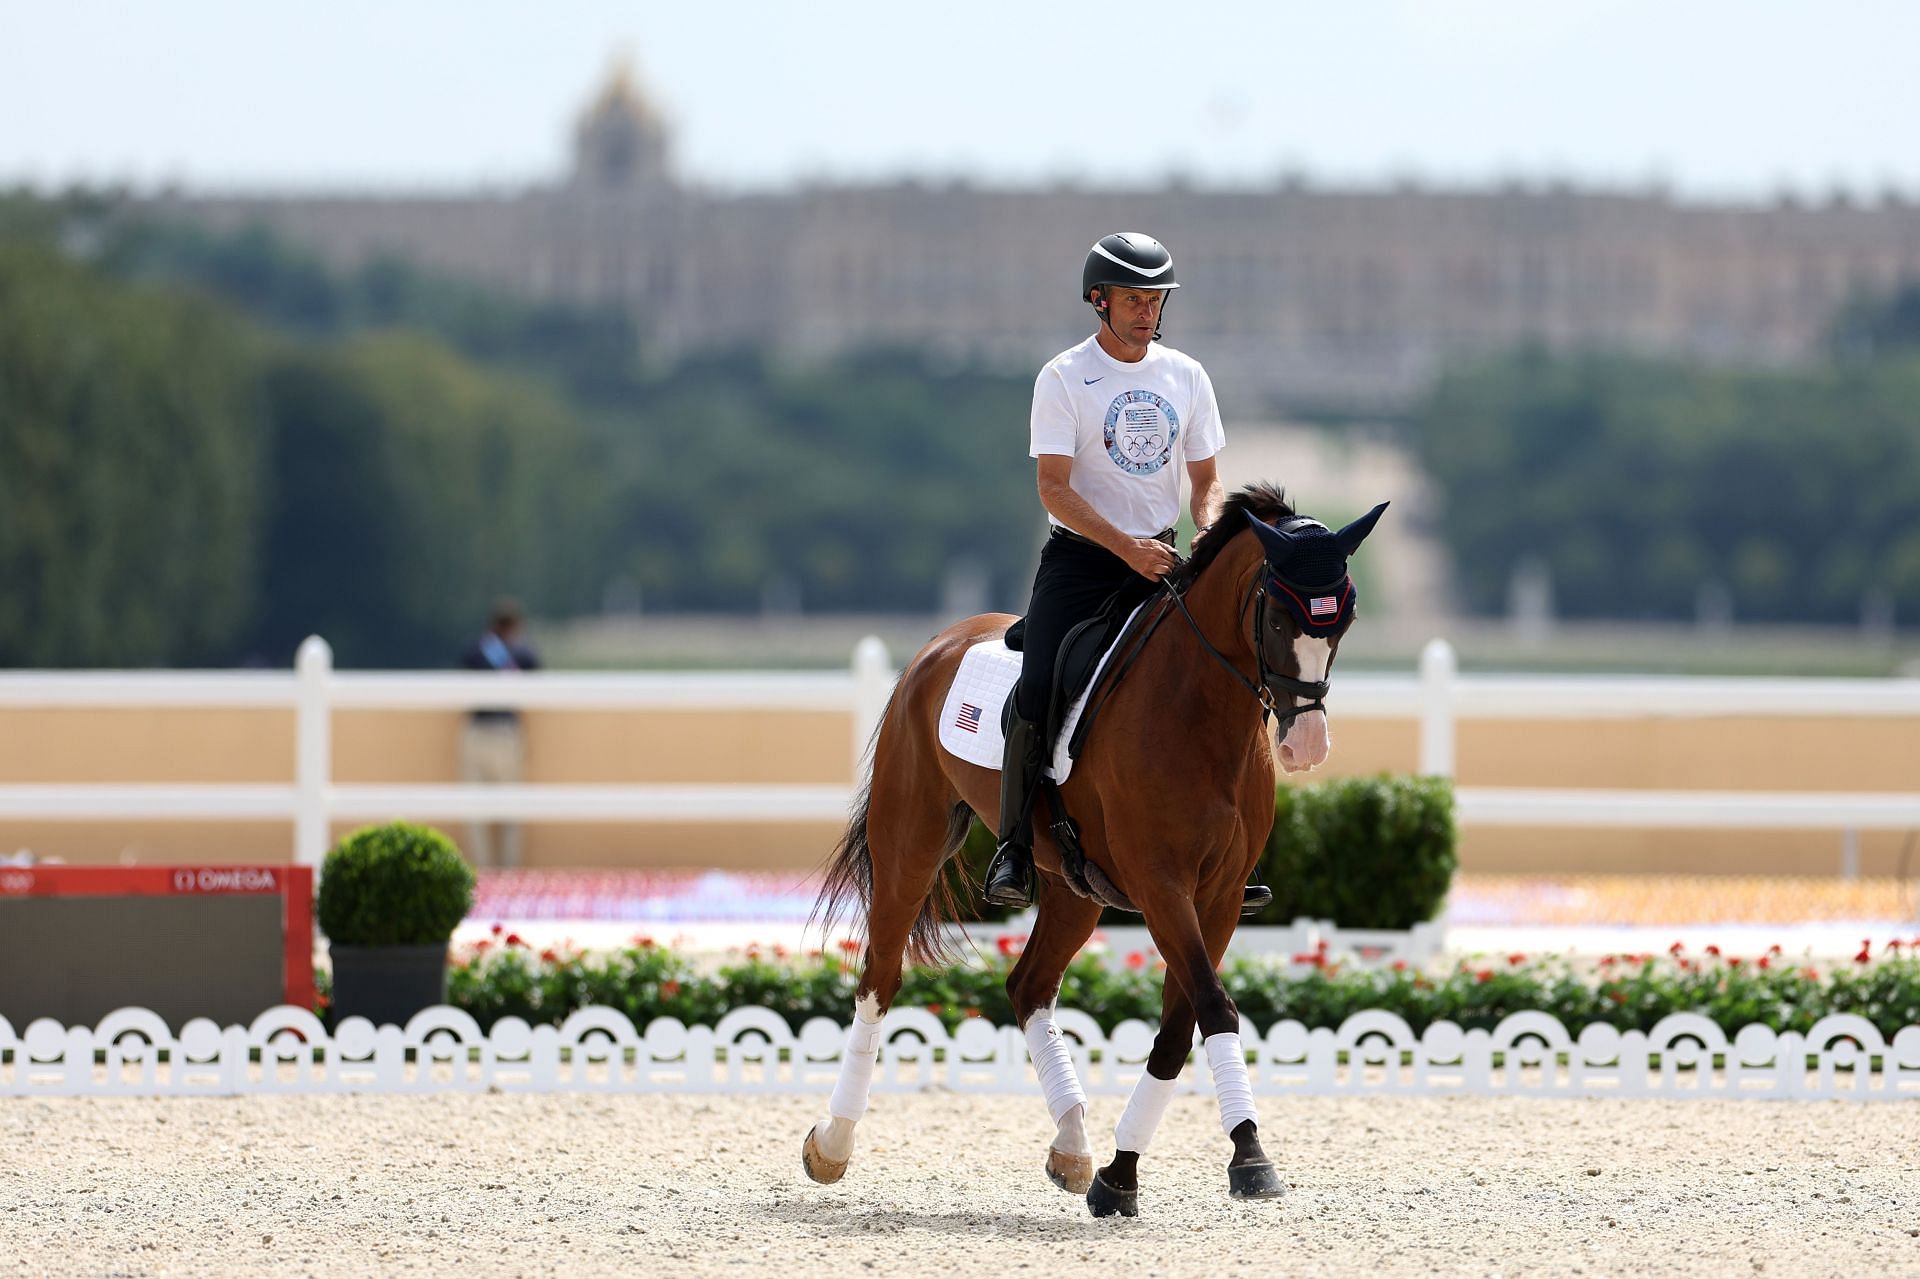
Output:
[{"xmin": 1245, "ymin": 513, "xmax": 1357, "ymax": 637}]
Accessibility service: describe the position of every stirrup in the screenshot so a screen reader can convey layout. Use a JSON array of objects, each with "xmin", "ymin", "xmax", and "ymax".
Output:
[
  {"xmin": 982, "ymin": 843, "xmax": 1034, "ymax": 910},
  {"xmin": 1239, "ymin": 882, "xmax": 1274, "ymax": 918}
]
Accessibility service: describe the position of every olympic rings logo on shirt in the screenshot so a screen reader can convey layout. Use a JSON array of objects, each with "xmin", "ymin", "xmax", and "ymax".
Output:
[{"xmin": 1102, "ymin": 390, "xmax": 1179, "ymax": 476}]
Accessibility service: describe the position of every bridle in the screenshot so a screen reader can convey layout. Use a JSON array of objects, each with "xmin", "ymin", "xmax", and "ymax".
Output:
[{"xmin": 1159, "ymin": 563, "xmax": 1341, "ymax": 732}]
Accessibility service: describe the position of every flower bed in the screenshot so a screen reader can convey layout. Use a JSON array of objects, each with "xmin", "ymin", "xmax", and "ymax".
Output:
[{"xmin": 334, "ymin": 930, "xmax": 1920, "ymax": 1041}]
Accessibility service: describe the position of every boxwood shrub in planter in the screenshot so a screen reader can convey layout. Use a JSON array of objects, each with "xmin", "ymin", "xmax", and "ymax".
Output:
[
  {"xmin": 1246, "ymin": 773, "xmax": 1456, "ymax": 929},
  {"xmin": 317, "ymin": 821, "xmax": 475, "ymax": 1027}
]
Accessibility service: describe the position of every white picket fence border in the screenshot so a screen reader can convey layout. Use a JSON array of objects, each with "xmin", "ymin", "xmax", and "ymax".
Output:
[{"xmin": 5, "ymin": 1004, "xmax": 1919, "ymax": 1101}]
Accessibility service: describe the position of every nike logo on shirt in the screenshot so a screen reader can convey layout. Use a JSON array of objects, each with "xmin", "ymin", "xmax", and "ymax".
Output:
[{"xmin": 1083, "ymin": 377, "xmax": 1104, "ymax": 385}]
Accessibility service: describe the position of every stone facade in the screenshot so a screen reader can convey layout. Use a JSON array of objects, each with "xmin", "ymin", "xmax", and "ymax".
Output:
[{"xmin": 146, "ymin": 65, "xmax": 1920, "ymax": 413}]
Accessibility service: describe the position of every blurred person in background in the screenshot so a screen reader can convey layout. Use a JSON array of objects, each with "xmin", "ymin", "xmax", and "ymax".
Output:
[{"xmin": 459, "ymin": 598, "xmax": 540, "ymax": 869}]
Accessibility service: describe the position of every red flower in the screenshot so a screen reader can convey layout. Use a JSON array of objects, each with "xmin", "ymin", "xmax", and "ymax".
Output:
[
  {"xmin": 1757, "ymin": 956, "xmax": 1771, "ymax": 970},
  {"xmin": 996, "ymin": 936, "xmax": 1018, "ymax": 958},
  {"xmin": 1126, "ymin": 951, "xmax": 1147, "ymax": 971},
  {"xmin": 1704, "ymin": 945, "xmax": 1720, "ymax": 958},
  {"xmin": 1891, "ymin": 940, "xmax": 1906, "ymax": 954},
  {"xmin": 773, "ymin": 944, "xmax": 788, "ymax": 959},
  {"xmin": 1475, "ymin": 969, "xmax": 1493, "ymax": 984},
  {"xmin": 1507, "ymin": 953, "xmax": 1526, "ymax": 967},
  {"xmin": 540, "ymin": 948, "xmax": 559, "ymax": 964},
  {"xmin": 1598, "ymin": 955, "xmax": 1616, "ymax": 968},
  {"xmin": 490, "ymin": 922, "xmax": 504, "ymax": 937},
  {"xmin": 1855, "ymin": 948, "xmax": 1873, "ymax": 964},
  {"xmin": 635, "ymin": 935, "xmax": 656, "ymax": 949},
  {"xmin": 1802, "ymin": 966, "xmax": 1821, "ymax": 981},
  {"xmin": 1727, "ymin": 957, "xmax": 1742, "ymax": 969},
  {"xmin": 1608, "ymin": 991, "xmax": 1627, "ymax": 1004},
  {"xmin": 964, "ymin": 1008, "xmax": 982, "ymax": 1019},
  {"xmin": 660, "ymin": 980, "xmax": 681, "ymax": 998},
  {"xmin": 1668, "ymin": 941, "xmax": 1685, "ymax": 956},
  {"xmin": 925, "ymin": 1003, "xmax": 944, "ymax": 1015},
  {"xmin": 839, "ymin": 938, "xmax": 863, "ymax": 954},
  {"xmin": 474, "ymin": 939, "xmax": 492, "ymax": 953},
  {"xmin": 1392, "ymin": 959, "xmax": 1409, "ymax": 972},
  {"xmin": 506, "ymin": 932, "xmax": 525, "ymax": 948}
]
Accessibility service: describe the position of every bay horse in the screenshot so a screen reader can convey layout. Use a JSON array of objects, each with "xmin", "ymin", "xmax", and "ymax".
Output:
[{"xmin": 806, "ymin": 483, "xmax": 1387, "ymax": 1217}]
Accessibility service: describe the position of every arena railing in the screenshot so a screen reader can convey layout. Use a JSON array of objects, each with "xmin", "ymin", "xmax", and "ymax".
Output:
[{"xmin": 1, "ymin": 635, "xmax": 1917, "ymax": 874}]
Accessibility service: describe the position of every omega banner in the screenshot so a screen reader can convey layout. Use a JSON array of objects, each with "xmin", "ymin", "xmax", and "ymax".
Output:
[{"xmin": 0, "ymin": 865, "xmax": 315, "ymax": 1030}]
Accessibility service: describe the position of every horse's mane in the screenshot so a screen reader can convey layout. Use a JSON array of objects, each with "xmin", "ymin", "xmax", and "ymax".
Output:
[{"xmin": 1171, "ymin": 482, "xmax": 1294, "ymax": 590}]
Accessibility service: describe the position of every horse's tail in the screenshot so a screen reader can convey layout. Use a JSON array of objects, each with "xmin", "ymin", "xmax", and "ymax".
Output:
[{"xmin": 812, "ymin": 692, "xmax": 976, "ymax": 966}]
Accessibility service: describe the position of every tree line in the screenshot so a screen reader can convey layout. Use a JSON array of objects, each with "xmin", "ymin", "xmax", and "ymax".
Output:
[
  {"xmin": 0, "ymin": 200, "xmax": 1038, "ymax": 666},
  {"xmin": 1413, "ymin": 313, "xmax": 1920, "ymax": 626},
  {"xmin": 11, "ymin": 191, "xmax": 1920, "ymax": 666}
]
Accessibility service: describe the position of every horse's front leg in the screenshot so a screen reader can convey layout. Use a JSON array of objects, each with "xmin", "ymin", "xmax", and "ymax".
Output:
[
  {"xmin": 1005, "ymin": 875, "xmax": 1103, "ymax": 1193},
  {"xmin": 1086, "ymin": 979, "xmax": 1195, "ymax": 1218},
  {"xmin": 1133, "ymin": 888, "xmax": 1286, "ymax": 1206}
]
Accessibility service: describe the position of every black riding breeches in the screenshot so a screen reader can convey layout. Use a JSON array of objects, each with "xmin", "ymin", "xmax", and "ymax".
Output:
[{"xmin": 1013, "ymin": 531, "xmax": 1157, "ymax": 723}]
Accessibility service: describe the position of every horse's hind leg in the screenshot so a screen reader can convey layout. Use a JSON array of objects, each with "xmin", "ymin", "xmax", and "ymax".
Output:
[
  {"xmin": 802, "ymin": 780, "xmax": 967, "ymax": 1185},
  {"xmin": 1005, "ymin": 877, "xmax": 1102, "ymax": 1194}
]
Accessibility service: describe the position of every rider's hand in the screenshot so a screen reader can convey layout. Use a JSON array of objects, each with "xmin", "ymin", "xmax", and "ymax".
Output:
[{"xmin": 1121, "ymin": 537, "xmax": 1178, "ymax": 581}]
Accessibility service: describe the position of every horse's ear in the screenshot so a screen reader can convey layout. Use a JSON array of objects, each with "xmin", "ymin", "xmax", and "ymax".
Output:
[
  {"xmin": 1334, "ymin": 501, "xmax": 1390, "ymax": 556},
  {"xmin": 1243, "ymin": 509, "xmax": 1296, "ymax": 561}
]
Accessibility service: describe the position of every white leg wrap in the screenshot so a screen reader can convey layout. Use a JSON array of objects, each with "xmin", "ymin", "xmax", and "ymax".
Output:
[
  {"xmin": 1113, "ymin": 1069, "xmax": 1180, "ymax": 1153},
  {"xmin": 1054, "ymin": 1102, "xmax": 1092, "ymax": 1157},
  {"xmin": 828, "ymin": 1004, "xmax": 886, "ymax": 1122},
  {"xmin": 1204, "ymin": 1032, "xmax": 1258, "ymax": 1136},
  {"xmin": 1023, "ymin": 1014, "xmax": 1088, "ymax": 1125}
]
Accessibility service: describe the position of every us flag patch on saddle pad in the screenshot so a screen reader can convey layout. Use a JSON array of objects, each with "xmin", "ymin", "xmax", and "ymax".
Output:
[{"xmin": 954, "ymin": 702, "xmax": 982, "ymax": 733}]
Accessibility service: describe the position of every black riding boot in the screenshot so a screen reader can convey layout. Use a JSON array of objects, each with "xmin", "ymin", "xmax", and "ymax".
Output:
[{"xmin": 982, "ymin": 709, "xmax": 1044, "ymax": 910}]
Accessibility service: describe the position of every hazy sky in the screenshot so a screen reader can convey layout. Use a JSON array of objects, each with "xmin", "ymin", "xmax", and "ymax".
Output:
[{"xmin": 4, "ymin": 1, "xmax": 1917, "ymax": 201}]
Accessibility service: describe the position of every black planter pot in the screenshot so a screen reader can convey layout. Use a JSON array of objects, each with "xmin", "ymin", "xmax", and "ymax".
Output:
[{"xmin": 328, "ymin": 943, "xmax": 449, "ymax": 1028}]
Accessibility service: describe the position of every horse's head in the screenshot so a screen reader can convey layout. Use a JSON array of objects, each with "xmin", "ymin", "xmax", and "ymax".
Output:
[{"xmin": 1244, "ymin": 502, "xmax": 1389, "ymax": 773}]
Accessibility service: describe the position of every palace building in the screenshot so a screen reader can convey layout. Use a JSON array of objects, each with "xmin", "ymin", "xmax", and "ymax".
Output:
[{"xmin": 150, "ymin": 63, "xmax": 1920, "ymax": 414}]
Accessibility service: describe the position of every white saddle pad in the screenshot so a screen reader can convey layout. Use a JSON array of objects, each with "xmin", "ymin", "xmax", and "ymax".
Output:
[{"xmin": 936, "ymin": 602, "xmax": 1145, "ymax": 783}]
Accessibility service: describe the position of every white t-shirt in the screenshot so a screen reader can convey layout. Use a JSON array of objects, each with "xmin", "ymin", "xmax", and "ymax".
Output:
[{"xmin": 1029, "ymin": 335, "xmax": 1225, "ymax": 538}]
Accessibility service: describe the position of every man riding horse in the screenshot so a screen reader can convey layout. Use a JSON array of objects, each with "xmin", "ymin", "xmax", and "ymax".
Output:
[{"xmin": 982, "ymin": 231, "xmax": 1272, "ymax": 915}]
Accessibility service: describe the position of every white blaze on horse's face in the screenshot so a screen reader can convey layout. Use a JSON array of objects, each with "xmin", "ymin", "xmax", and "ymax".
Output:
[{"xmin": 1276, "ymin": 634, "xmax": 1332, "ymax": 773}]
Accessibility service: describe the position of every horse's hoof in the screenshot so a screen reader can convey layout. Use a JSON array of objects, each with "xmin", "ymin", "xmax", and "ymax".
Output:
[
  {"xmin": 801, "ymin": 1128, "xmax": 849, "ymax": 1185},
  {"xmin": 1227, "ymin": 1160, "xmax": 1286, "ymax": 1200},
  {"xmin": 1046, "ymin": 1148, "xmax": 1094, "ymax": 1194},
  {"xmin": 1085, "ymin": 1170, "xmax": 1139, "ymax": 1218}
]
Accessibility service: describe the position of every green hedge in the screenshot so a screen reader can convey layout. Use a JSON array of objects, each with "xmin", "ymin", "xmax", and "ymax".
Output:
[
  {"xmin": 316, "ymin": 821, "xmax": 476, "ymax": 946},
  {"xmin": 1249, "ymin": 774, "xmax": 1456, "ymax": 929},
  {"xmin": 416, "ymin": 939, "xmax": 1920, "ymax": 1041},
  {"xmin": 955, "ymin": 773, "xmax": 1456, "ymax": 928}
]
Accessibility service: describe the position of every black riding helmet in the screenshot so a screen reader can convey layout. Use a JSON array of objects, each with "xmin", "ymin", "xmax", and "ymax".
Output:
[{"xmin": 1081, "ymin": 232, "xmax": 1179, "ymax": 340}]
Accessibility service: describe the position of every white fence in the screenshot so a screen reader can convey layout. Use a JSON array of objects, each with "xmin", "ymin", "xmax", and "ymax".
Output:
[
  {"xmin": 2, "ymin": 634, "xmax": 1919, "ymax": 869},
  {"xmin": 7, "ymin": 1004, "xmax": 1919, "ymax": 1102}
]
